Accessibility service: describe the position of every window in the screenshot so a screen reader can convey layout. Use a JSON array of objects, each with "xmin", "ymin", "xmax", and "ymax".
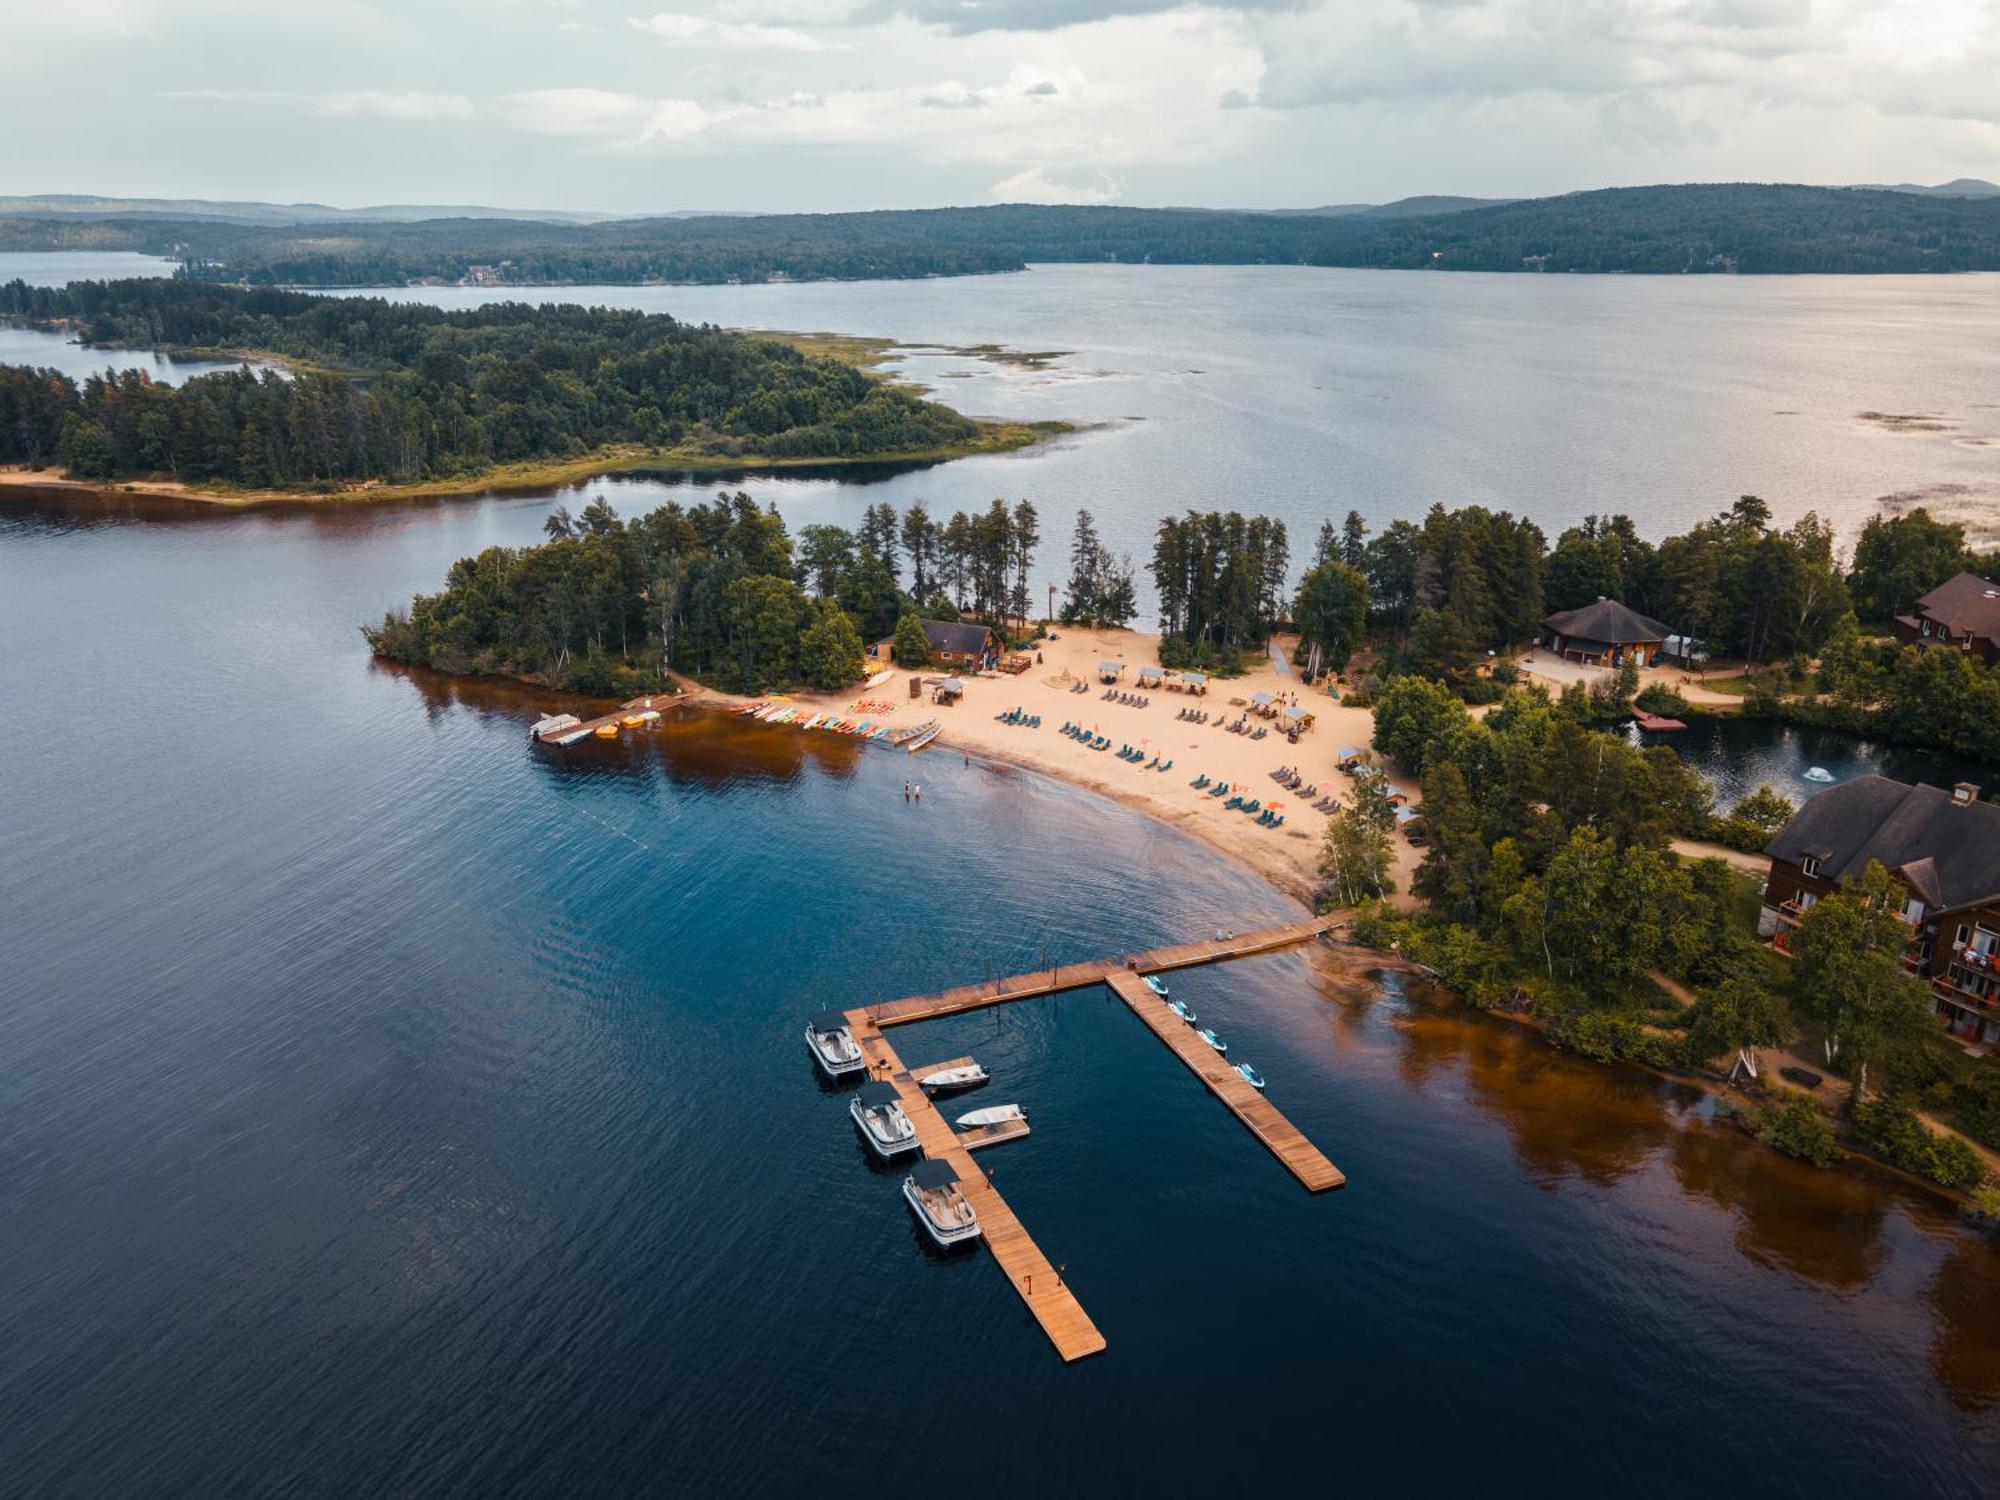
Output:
[
  {"xmin": 1801, "ymin": 856, "xmax": 1821, "ymax": 879},
  {"xmin": 1797, "ymin": 891, "xmax": 1817, "ymax": 912},
  {"xmin": 1903, "ymin": 897, "xmax": 1926, "ymax": 925},
  {"xmin": 1956, "ymin": 923, "xmax": 1971, "ymax": 948}
]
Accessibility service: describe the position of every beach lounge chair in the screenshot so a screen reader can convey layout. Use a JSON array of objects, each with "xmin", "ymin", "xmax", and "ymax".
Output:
[
  {"xmin": 1158, "ymin": 760, "xmax": 1172, "ymax": 772},
  {"xmin": 1191, "ymin": 774, "xmax": 1209, "ymax": 788},
  {"xmin": 1224, "ymin": 796, "xmax": 1243, "ymax": 810}
]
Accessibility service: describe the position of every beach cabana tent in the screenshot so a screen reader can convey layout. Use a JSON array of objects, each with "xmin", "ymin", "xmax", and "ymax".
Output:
[
  {"xmin": 1394, "ymin": 803, "xmax": 1420, "ymax": 823},
  {"xmin": 1282, "ymin": 705, "xmax": 1309, "ymax": 724},
  {"xmin": 1137, "ymin": 666, "xmax": 1163, "ymax": 684},
  {"xmin": 1250, "ymin": 691, "xmax": 1275, "ymax": 706},
  {"xmin": 932, "ymin": 678, "xmax": 965, "ymax": 704},
  {"xmin": 1098, "ymin": 661, "xmax": 1124, "ymax": 682},
  {"xmin": 1179, "ymin": 670, "xmax": 1209, "ymax": 695}
]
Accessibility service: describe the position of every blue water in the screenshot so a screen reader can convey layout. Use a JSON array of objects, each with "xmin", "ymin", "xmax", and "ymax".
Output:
[
  {"xmin": 4, "ymin": 253, "xmax": 2000, "ymax": 1495},
  {"xmin": 3, "ymin": 487, "xmax": 1999, "ymax": 1497}
]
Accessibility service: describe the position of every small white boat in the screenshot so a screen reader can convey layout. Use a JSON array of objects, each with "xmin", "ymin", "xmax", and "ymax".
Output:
[
  {"xmin": 1196, "ymin": 1028, "xmax": 1228, "ymax": 1055},
  {"xmin": 804, "ymin": 1010, "xmax": 866, "ymax": 1079},
  {"xmin": 1235, "ymin": 1062, "xmax": 1266, "ymax": 1091},
  {"xmin": 956, "ymin": 1103, "xmax": 1026, "ymax": 1130},
  {"xmin": 1803, "ymin": 766, "xmax": 1835, "ymax": 783},
  {"xmin": 919, "ymin": 1063, "xmax": 988, "ymax": 1094},
  {"xmin": 1143, "ymin": 974, "xmax": 1170, "ymax": 998},
  {"xmin": 850, "ymin": 1080, "xmax": 920, "ymax": 1158},
  {"xmin": 1167, "ymin": 998, "xmax": 1197, "ymax": 1025},
  {"xmin": 903, "ymin": 1159, "xmax": 981, "ymax": 1248}
]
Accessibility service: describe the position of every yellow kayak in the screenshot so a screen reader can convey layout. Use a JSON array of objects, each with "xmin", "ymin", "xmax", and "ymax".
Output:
[{"xmin": 594, "ymin": 722, "xmax": 619, "ymax": 739}]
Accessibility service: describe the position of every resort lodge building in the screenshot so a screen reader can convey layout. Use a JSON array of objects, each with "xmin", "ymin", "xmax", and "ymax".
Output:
[
  {"xmin": 1540, "ymin": 599, "xmax": 1671, "ymax": 667},
  {"xmin": 1761, "ymin": 775, "xmax": 2000, "ymax": 1049},
  {"xmin": 915, "ymin": 619, "xmax": 1000, "ymax": 668},
  {"xmin": 1892, "ymin": 571, "xmax": 2000, "ymax": 666}
]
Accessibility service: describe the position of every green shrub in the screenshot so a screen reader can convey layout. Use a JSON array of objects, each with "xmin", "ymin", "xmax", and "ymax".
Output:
[
  {"xmin": 1964, "ymin": 1181, "xmax": 2000, "ymax": 1226},
  {"xmin": 1545, "ymin": 1008, "xmax": 1676, "ymax": 1068},
  {"xmin": 1855, "ymin": 1099, "xmax": 1986, "ymax": 1188},
  {"xmin": 1635, "ymin": 683, "xmax": 1691, "ymax": 716},
  {"xmin": 1750, "ymin": 1091, "xmax": 1837, "ymax": 1168}
]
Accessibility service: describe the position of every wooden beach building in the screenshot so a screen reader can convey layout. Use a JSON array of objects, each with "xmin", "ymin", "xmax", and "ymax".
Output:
[{"xmin": 1541, "ymin": 598, "xmax": 1671, "ymax": 667}]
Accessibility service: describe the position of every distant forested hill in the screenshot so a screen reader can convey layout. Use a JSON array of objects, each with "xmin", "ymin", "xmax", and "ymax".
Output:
[{"xmin": 5, "ymin": 184, "xmax": 2000, "ymax": 284}]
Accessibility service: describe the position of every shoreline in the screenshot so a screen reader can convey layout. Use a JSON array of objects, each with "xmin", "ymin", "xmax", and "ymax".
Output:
[
  {"xmin": 406, "ymin": 646, "xmax": 1996, "ymax": 1218},
  {"xmin": 0, "ymin": 419, "xmax": 1062, "ymax": 509}
]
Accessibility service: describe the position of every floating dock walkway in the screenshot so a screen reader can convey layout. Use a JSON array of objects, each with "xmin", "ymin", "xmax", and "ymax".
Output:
[
  {"xmin": 1102, "ymin": 970, "xmax": 1344, "ymax": 1191},
  {"xmin": 840, "ymin": 911, "xmax": 1347, "ymax": 1363},
  {"xmin": 853, "ymin": 1018, "xmax": 1105, "ymax": 1362}
]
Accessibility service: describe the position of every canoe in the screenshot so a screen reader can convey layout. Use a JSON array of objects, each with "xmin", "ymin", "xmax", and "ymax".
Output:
[
  {"xmin": 1196, "ymin": 1028, "xmax": 1227, "ymax": 1055},
  {"xmin": 956, "ymin": 1103, "xmax": 1026, "ymax": 1129}
]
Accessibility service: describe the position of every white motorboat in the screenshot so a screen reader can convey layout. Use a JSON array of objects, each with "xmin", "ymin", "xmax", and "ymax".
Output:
[
  {"xmin": 1143, "ymin": 974, "xmax": 1170, "ymax": 998},
  {"xmin": 918, "ymin": 1063, "xmax": 988, "ymax": 1093},
  {"xmin": 1167, "ymin": 998, "xmax": 1197, "ymax": 1026},
  {"xmin": 1235, "ymin": 1062, "xmax": 1267, "ymax": 1091},
  {"xmin": 850, "ymin": 1080, "xmax": 920, "ymax": 1158},
  {"xmin": 805, "ymin": 1009, "xmax": 866, "ymax": 1079},
  {"xmin": 1803, "ymin": 766, "xmax": 1835, "ymax": 783},
  {"xmin": 903, "ymin": 1158, "xmax": 981, "ymax": 1247},
  {"xmin": 955, "ymin": 1103, "xmax": 1026, "ymax": 1130},
  {"xmin": 1196, "ymin": 1028, "xmax": 1228, "ymax": 1055}
]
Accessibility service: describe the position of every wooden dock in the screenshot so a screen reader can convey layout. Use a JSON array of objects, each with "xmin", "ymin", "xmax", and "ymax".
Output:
[
  {"xmin": 865, "ymin": 913, "xmax": 1342, "ymax": 1029},
  {"xmin": 834, "ymin": 912, "xmax": 1346, "ymax": 1363},
  {"xmin": 1103, "ymin": 970, "xmax": 1345, "ymax": 1191},
  {"xmin": 851, "ymin": 1017, "xmax": 1105, "ymax": 1362},
  {"xmin": 532, "ymin": 694, "xmax": 673, "ymax": 745}
]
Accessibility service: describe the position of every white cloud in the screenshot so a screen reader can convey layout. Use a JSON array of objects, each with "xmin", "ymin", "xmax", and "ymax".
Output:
[
  {"xmin": 507, "ymin": 87, "xmax": 659, "ymax": 136},
  {"xmin": 314, "ymin": 91, "xmax": 475, "ymax": 120},
  {"xmin": 990, "ymin": 165, "xmax": 1123, "ymax": 201},
  {"xmin": 629, "ymin": 11, "xmax": 852, "ymax": 51}
]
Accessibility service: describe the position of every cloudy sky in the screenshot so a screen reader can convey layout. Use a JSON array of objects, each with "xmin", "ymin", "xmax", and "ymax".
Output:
[{"xmin": 7, "ymin": 0, "xmax": 1998, "ymax": 213}]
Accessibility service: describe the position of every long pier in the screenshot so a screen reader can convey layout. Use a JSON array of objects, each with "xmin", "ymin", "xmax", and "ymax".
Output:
[
  {"xmin": 841, "ymin": 911, "xmax": 1347, "ymax": 1362},
  {"xmin": 1102, "ymin": 970, "xmax": 1344, "ymax": 1191},
  {"xmin": 852, "ymin": 1018, "xmax": 1106, "ymax": 1362},
  {"xmin": 864, "ymin": 913, "xmax": 1344, "ymax": 1028}
]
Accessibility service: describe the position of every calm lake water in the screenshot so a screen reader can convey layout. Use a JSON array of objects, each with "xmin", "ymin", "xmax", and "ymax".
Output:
[
  {"xmin": 0, "ymin": 252, "xmax": 263, "ymax": 385},
  {"xmin": 1640, "ymin": 715, "xmax": 1996, "ymax": 808},
  {"xmin": 4, "ymin": 254, "xmax": 2000, "ymax": 1494}
]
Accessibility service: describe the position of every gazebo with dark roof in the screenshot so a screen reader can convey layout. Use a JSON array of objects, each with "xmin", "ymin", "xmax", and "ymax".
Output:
[{"xmin": 1542, "ymin": 598, "xmax": 1671, "ymax": 667}]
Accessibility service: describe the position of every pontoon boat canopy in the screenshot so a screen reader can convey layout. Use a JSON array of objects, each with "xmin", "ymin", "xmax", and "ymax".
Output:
[
  {"xmin": 910, "ymin": 1158, "xmax": 960, "ymax": 1189},
  {"xmin": 857, "ymin": 1080, "xmax": 902, "ymax": 1106},
  {"xmin": 810, "ymin": 1010, "xmax": 851, "ymax": 1033}
]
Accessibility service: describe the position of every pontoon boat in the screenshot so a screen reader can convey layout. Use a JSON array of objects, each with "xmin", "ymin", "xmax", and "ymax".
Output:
[
  {"xmin": 804, "ymin": 1009, "xmax": 866, "ymax": 1079},
  {"xmin": 903, "ymin": 1158, "xmax": 981, "ymax": 1248},
  {"xmin": 850, "ymin": 1079, "xmax": 919, "ymax": 1158}
]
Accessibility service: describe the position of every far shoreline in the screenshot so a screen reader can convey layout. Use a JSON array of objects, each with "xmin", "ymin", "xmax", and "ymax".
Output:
[{"xmin": 0, "ymin": 418, "xmax": 1064, "ymax": 510}]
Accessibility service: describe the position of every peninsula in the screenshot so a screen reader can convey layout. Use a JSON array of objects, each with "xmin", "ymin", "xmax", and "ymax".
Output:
[{"xmin": 0, "ymin": 279, "xmax": 1048, "ymax": 503}]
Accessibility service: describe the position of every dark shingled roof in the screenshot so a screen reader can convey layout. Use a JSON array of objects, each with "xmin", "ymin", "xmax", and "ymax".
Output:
[
  {"xmin": 1915, "ymin": 571, "xmax": 2000, "ymax": 642},
  {"xmin": 1766, "ymin": 775, "xmax": 2000, "ymax": 911},
  {"xmin": 920, "ymin": 618, "xmax": 996, "ymax": 657},
  {"xmin": 1543, "ymin": 598, "xmax": 1671, "ymax": 645}
]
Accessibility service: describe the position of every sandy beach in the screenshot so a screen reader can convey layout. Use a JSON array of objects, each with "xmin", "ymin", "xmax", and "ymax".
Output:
[{"xmin": 702, "ymin": 626, "xmax": 1425, "ymax": 907}]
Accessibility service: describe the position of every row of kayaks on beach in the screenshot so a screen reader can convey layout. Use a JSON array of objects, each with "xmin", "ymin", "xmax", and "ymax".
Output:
[
  {"xmin": 734, "ymin": 699, "xmax": 942, "ymax": 750},
  {"xmin": 1140, "ymin": 974, "xmax": 1268, "ymax": 1091}
]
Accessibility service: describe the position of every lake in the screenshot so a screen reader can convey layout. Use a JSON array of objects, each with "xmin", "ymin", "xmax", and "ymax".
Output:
[{"xmin": 4, "ymin": 254, "xmax": 2000, "ymax": 1495}]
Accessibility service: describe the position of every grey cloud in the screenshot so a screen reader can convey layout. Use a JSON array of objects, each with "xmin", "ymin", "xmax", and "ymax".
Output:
[{"xmin": 871, "ymin": 0, "xmax": 1305, "ymax": 35}]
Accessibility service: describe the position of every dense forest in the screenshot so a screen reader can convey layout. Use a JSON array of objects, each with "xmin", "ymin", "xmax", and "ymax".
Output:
[
  {"xmin": 1347, "ymin": 678, "xmax": 1996, "ymax": 1181},
  {"xmin": 7, "ymin": 184, "xmax": 2000, "ymax": 285},
  {"xmin": 0, "ymin": 280, "xmax": 986, "ymax": 488},
  {"xmin": 366, "ymin": 492, "xmax": 1046, "ymax": 695}
]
